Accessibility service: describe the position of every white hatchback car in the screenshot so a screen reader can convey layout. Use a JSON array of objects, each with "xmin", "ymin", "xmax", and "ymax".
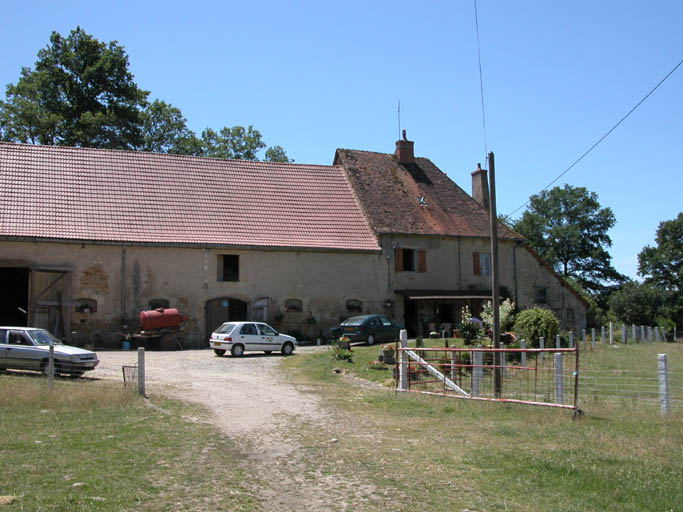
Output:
[{"xmin": 209, "ymin": 321, "xmax": 297, "ymax": 357}]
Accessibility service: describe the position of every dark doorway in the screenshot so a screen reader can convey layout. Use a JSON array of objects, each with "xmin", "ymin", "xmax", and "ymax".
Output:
[
  {"xmin": 205, "ymin": 297, "xmax": 248, "ymax": 341},
  {"xmin": 0, "ymin": 268, "xmax": 29, "ymax": 326},
  {"xmin": 404, "ymin": 299, "xmax": 418, "ymax": 338}
]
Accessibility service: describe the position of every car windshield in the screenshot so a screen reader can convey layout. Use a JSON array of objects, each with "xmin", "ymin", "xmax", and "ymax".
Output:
[
  {"xmin": 215, "ymin": 322, "xmax": 237, "ymax": 334},
  {"xmin": 341, "ymin": 316, "xmax": 370, "ymax": 326},
  {"xmin": 27, "ymin": 329, "xmax": 63, "ymax": 346}
]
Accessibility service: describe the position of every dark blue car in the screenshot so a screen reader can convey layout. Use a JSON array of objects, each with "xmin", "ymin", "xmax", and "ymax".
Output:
[{"xmin": 330, "ymin": 315, "xmax": 403, "ymax": 345}]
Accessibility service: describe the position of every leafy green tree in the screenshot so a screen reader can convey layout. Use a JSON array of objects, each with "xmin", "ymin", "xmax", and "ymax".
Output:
[
  {"xmin": 513, "ymin": 185, "xmax": 623, "ymax": 294},
  {"xmin": 1, "ymin": 27, "xmax": 148, "ymax": 149},
  {"xmin": 607, "ymin": 281, "xmax": 660, "ymax": 326},
  {"xmin": 638, "ymin": 213, "xmax": 682, "ymax": 292},
  {"xmin": 264, "ymin": 145, "xmax": 292, "ymax": 163},
  {"xmin": 139, "ymin": 99, "xmax": 200, "ymax": 155},
  {"xmin": 637, "ymin": 213, "xmax": 682, "ymax": 325},
  {"xmin": 512, "ymin": 308, "xmax": 559, "ymax": 347},
  {"xmin": 200, "ymin": 125, "xmax": 265, "ymax": 160}
]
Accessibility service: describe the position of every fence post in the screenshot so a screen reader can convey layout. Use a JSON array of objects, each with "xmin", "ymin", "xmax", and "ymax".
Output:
[
  {"xmin": 632, "ymin": 324, "xmax": 637, "ymax": 343},
  {"xmin": 472, "ymin": 345, "xmax": 482, "ymax": 397},
  {"xmin": 556, "ymin": 334, "xmax": 561, "ymax": 349},
  {"xmin": 658, "ymin": 354, "xmax": 669, "ymax": 416},
  {"xmin": 621, "ymin": 324, "xmax": 627, "ymax": 344},
  {"xmin": 137, "ymin": 347, "xmax": 146, "ymax": 397},
  {"xmin": 539, "ymin": 337, "xmax": 545, "ymax": 364},
  {"xmin": 399, "ymin": 329, "xmax": 408, "ymax": 391},
  {"xmin": 521, "ymin": 339, "xmax": 527, "ymax": 367},
  {"xmin": 581, "ymin": 329, "xmax": 586, "ymax": 344},
  {"xmin": 501, "ymin": 347, "xmax": 506, "ymax": 377},
  {"xmin": 569, "ymin": 331, "xmax": 574, "ymax": 349},
  {"xmin": 609, "ymin": 322, "xmax": 614, "ymax": 345},
  {"xmin": 48, "ymin": 344, "xmax": 55, "ymax": 388},
  {"xmin": 601, "ymin": 326, "xmax": 605, "ymax": 345},
  {"xmin": 648, "ymin": 326, "xmax": 653, "ymax": 342},
  {"xmin": 641, "ymin": 325, "xmax": 645, "ymax": 343},
  {"xmin": 554, "ymin": 353, "xmax": 563, "ymax": 404}
]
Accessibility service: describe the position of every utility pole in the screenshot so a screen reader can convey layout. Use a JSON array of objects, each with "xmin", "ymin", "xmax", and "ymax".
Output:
[{"xmin": 488, "ymin": 152, "xmax": 502, "ymax": 397}]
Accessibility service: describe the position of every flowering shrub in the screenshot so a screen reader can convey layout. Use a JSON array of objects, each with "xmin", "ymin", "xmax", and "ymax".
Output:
[
  {"xmin": 367, "ymin": 360, "xmax": 388, "ymax": 370},
  {"xmin": 482, "ymin": 298, "xmax": 516, "ymax": 332}
]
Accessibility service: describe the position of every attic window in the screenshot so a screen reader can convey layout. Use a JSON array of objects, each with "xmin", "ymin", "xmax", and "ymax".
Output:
[
  {"xmin": 535, "ymin": 286, "xmax": 548, "ymax": 304},
  {"xmin": 346, "ymin": 299, "xmax": 362, "ymax": 313},
  {"xmin": 75, "ymin": 298, "xmax": 97, "ymax": 313},
  {"xmin": 149, "ymin": 298, "xmax": 170, "ymax": 310},
  {"xmin": 218, "ymin": 255, "xmax": 239, "ymax": 282},
  {"xmin": 284, "ymin": 298, "xmax": 303, "ymax": 312}
]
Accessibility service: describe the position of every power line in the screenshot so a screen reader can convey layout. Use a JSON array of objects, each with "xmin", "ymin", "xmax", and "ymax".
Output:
[
  {"xmin": 508, "ymin": 56, "xmax": 683, "ymax": 217},
  {"xmin": 473, "ymin": 0, "xmax": 488, "ymax": 165}
]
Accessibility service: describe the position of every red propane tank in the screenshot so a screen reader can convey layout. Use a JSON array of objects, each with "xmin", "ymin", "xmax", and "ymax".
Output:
[{"xmin": 139, "ymin": 308, "xmax": 185, "ymax": 331}]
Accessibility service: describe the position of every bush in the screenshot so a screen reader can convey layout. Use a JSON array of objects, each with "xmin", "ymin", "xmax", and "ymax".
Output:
[
  {"xmin": 513, "ymin": 308, "xmax": 559, "ymax": 348},
  {"xmin": 460, "ymin": 321, "xmax": 483, "ymax": 345}
]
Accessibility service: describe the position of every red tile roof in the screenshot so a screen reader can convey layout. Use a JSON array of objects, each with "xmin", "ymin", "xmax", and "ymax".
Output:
[
  {"xmin": 0, "ymin": 143, "xmax": 379, "ymax": 251},
  {"xmin": 334, "ymin": 149, "xmax": 522, "ymax": 239}
]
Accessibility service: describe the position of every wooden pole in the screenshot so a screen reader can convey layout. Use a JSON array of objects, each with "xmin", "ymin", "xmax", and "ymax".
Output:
[{"xmin": 488, "ymin": 151, "xmax": 501, "ymax": 397}]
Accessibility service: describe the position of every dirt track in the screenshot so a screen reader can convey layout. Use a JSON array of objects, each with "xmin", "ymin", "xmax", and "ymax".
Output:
[{"xmin": 90, "ymin": 347, "xmax": 377, "ymax": 511}]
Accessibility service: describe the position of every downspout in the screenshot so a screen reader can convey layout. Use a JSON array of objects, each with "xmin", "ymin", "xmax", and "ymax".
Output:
[
  {"xmin": 121, "ymin": 246, "xmax": 127, "ymax": 329},
  {"xmin": 513, "ymin": 243, "xmax": 518, "ymax": 303}
]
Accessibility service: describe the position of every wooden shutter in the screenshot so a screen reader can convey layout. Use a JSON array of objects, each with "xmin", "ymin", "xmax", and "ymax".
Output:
[
  {"xmin": 473, "ymin": 252, "xmax": 480, "ymax": 276},
  {"xmin": 418, "ymin": 249, "xmax": 427, "ymax": 273},
  {"xmin": 394, "ymin": 248, "xmax": 403, "ymax": 272}
]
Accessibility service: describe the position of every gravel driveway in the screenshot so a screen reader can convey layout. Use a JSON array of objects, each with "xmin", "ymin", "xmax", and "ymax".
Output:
[{"xmin": 90, "ymin": 347, "xmax": 371, "ymax": 511}]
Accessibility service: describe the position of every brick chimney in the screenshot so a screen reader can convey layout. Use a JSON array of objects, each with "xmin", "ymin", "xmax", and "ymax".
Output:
[
  {"xmin": 395, "ymin": 129, "xmax": 414, "ymax": 164},
  {"xmin": 471, "ymin": 163, "xmax": 490, "ymax": 209}
]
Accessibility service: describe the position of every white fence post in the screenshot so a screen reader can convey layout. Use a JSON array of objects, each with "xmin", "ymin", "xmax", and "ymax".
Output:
[
  {"xmin": 609, "ymin": 322, "xmax": 614, "ymax": 345},
  {"xmin": 539, "ymin": 337, "xmax": 545, "ymax": 364},
  {"xmin": 399, "ymin": 329, "xmax": 408, "ymax": 391},
  {"xmin": 521, "ymin": 339, "xmax": 527, "ymax": 367},
  {"xmin": 641, "ymin": 325, "xmax": 645, "ymax": 343},
  {"xmin": 569, "ymin": 331, "xmax": 574, "ymax": 349},
  {"xmin": 48, "ymin": 344, "xmax": 55, "ymax": 388},
  {"xmin": 621, "ymin": 324, "xmax": 627, "ymax": 344},
  {"xmin": 632, "ymin": 324, "xmax": 637, "ymax": 343},
  {"xmin": 601, "ymin": 326, "xmax": 605, "ymax": 345},
  {"xmin": 472, "ymin": 346, "xmax": 482, "ymax": 397},
  {"xmin": 591, "ymin": 328, "xmax": 596, "ymax": 350},
  {"xmin": 137, "ymin": 347, "xmax": 146, "ymax": 397},
  {"xmin": 556, "ymin": 334, "xmax": 561, "ymax": 349},
  {"xmin": 554, "ymin": 353, "xmax": 563, "ymax": 404},
  {"xmin": 581, "ymin": 329, "xmax": 586, "ymax": 343},
  {"xmin": 658, "ymin": 354, "xmax": 669, "ymax": 416}
]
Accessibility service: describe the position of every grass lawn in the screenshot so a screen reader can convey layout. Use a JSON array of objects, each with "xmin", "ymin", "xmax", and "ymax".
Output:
[
  {"xmin": 282, "ymin": 340, "xmax": 683, "ymax": 511},
  {"xmin": 0, "ymin": 374, "xmax": 259, "ymax": 511}
]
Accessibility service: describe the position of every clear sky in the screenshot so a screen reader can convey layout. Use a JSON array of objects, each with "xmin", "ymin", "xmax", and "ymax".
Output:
[{"xmin": 2, "ymin": 0, "xmax": 681, "ymax": 281}]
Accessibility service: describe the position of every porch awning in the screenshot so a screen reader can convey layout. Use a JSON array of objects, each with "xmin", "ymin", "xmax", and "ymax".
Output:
[{"xmin": 395, "ymin": 290, "xmax": 493, "ymax": 300}]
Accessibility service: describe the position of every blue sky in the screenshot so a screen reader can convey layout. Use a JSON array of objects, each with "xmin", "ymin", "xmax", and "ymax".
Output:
[{"xmin": 2, "ymin": 0, "xmax": 681, "ymax": 280}]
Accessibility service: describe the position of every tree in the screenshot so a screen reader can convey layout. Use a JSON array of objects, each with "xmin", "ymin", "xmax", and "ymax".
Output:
[
  {"xmin": 264, "ymin": 145, "xmax": 292, "ymax": 163},
  {"xmin": 512, "ymin": 308, "xmax": 559, "ymax": 347},
  {"xmin": 139, "ymin": 99, "xmax": 201, "ymax": 155},
  {"xmin": 513, "ymin": 185, "xmax": 623, "ymax": 294},
  {"xmin": 607, "ymin": 281, "xmax": 660, "ymax": 326},
  {"xmin": 638, "ymin": 213, "xmax": 682, "ymax": 292},
  {"xmin": 637, "ymin": 213, "xmax": 683, "ymax": 325},
  {"xmin": 200, "ymin": 125, "xmax": 266, "ymax": 160}
]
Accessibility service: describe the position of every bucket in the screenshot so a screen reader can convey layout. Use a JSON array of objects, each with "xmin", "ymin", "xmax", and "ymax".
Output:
[{"xmin": 122, "ymin": 340, "xmax": 130, "ymax": 351}]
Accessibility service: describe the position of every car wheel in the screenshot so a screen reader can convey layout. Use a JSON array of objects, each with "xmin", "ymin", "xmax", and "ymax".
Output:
[
  {"xmin": 264, "ymin": 350, "xmax": 272, "ymax": 355},
  {"xmin": 214, "ymin": 349, "xmax": 226, "ymax": 357},
  {"xmin": 367, "ymin": 334, "xmax": 376, "ymax": 346},
  {"xmin": 231, "ymin": 344, "xmax": 245, "ymax": 357},
  {"xmin": 281, "ymin": 342, "xmax": 294, "ymax": 356}
]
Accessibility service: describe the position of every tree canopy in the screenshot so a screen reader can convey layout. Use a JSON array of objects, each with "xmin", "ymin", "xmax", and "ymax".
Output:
[
  {"xmin": 1, "ymin": 27, "xmax": 148, "ymax": 149},
  {"xmin": 513, "ymin": 185, "xmax": 623, "ymax": 294},
  {"xmin": 638, "ymin": 213, "xmax": 682, "ymax": 292},
  {"xmin": 1, "ymin": 27, "xmax": 291, "ymax": 162}
]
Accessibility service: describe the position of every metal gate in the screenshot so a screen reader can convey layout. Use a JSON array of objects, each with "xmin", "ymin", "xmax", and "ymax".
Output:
[
  {"xmin": 395, "ymin": 346, "xmax": 579, "ymax": 411},
  {"xmin": 30, "ymin": 267, "xmax": 71, "ymax": 338}
]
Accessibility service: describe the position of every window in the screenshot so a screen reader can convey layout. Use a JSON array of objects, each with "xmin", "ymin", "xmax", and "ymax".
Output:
[
  {"xmin": 346, "ymin": 299, "xmax": 362, "ymax": 313},
  {"xmin": 380, "ymin": 317, "xmax": 392, "ymax": 326},
  {"xmin": 259, "ymin": 324, "xmax": 277, "ymax": 336},
  {"xmin": 218, "ymin": 255, "xmax": 239, "ymax": 282},
  {"xmin": 284, "ymin": 298, "xmax": 303, "ymax": 312},
  {"xmin": 566, "ymin": 308, "xmax": 574, "ymax": 323},
  {"xmin": 394, "ymin": 248, "xmax": 427, "ymax": 273},
  {"xmin": 148, "ymin": 298, "xmax": 169, "ymax": 310},
  {"xmin": 473, "ymin": 252, "xmax": 491, "ymax": 276},
  {"xmin": 535, "ymin": 286, "xmax": 548, "ymax": 304},
  {"xmin": 240, "ymin": 323, "xmax": 257, "ymax": 335}
]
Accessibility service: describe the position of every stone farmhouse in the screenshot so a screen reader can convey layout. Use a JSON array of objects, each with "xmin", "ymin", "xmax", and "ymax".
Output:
[{"xmin": 0, "ymin": 137, "xmax": 586, "ymax": 347}]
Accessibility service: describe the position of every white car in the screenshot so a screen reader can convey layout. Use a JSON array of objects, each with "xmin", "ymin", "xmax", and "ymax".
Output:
[
  {"xmin": 0, "ymin": 327, "xmax": 99, "ymax": 377},
  {"xmin": 209, "ymin": 321, "xmax": 297, "ymax": 357}
]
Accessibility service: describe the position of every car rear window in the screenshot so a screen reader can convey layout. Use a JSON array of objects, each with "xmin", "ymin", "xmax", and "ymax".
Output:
[
  {"xmin": 342, "ymin": 316, "xmax": 367, "ymax": 326},
  {"xmin": 214, "ymin": 323, "xmax": 237, "ymax": 334}
]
